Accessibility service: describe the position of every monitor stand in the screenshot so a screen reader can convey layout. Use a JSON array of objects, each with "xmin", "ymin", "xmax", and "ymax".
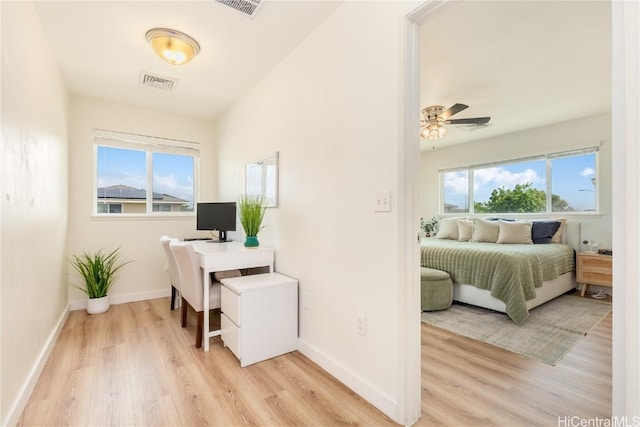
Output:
[{"xmin": 206, "ymin": 230, "xmax": 231, "ymax": 243}]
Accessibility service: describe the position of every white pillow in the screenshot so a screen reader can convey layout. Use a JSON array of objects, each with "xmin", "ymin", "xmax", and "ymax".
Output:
[
  {"xmin": 549, "ymin": 218, "xmax": 566, "ymax": 243},
  {"xmin": 435, "ymin": 217, "xmax": 460, "ymax": 240},
  {"xmin": 457, "ymin": 219, "xmax": 474, "ymax": 242},
  {"xmin": 471, "ymin": 218, "xmax": 500, "ymax": 243},
  {"xmin": 496, "ymin": 221, "xmax": 533, "ymax": 244}
]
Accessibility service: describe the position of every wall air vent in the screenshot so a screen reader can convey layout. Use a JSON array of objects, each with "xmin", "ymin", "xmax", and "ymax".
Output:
[
  {"xmin": 139, "ymin": 72, "xmax": 178, "ymax": 91},
  {"xmin": 215, "ymin": 0, "xmax": 264, "ymax": 18}
]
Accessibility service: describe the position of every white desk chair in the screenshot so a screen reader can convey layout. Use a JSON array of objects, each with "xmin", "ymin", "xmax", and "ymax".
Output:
[
  {"xmin": 170, "ymin": 240, "xmax": 222, "ymax": 348},
  {"xmin": 160, "ymin": 236, "xmax": 181, "ymax": 310}
]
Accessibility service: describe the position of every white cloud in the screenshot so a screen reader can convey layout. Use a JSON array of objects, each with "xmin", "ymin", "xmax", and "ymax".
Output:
[
  {"xmin": 444, "ymin": 171, "xmax": 468, "ymax": 194},
  {"xmin": 580, "ymin": 167, "xmax": 595, "ymax": 177},
  {"xmin": 474, "ymin": 167, "xmax": 540, "ymax": 191},
  {"xmin": 153, "ymin": 173, "xmax": 193, "ymax": 202},
  {"xmin": 97, "ymin": 172, "xmax": 145, "ymax": 189},
  {"xmin": 154, "ymin": 174, "xmax": 178, "ymax": 191},
  {"xmin": 445, "ymin": 167, "xmax": 542, "ymax": 196}
]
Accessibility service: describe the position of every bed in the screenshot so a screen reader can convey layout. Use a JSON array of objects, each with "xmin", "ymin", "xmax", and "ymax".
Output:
[{"xmin": 420, "ymin": 219, "xmax": 578, "ymax": 325}]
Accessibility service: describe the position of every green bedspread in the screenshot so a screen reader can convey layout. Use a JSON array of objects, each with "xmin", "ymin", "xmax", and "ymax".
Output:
[{"xmin": 420, "ymin": 239, "xmax": 575, "ymax": 325}]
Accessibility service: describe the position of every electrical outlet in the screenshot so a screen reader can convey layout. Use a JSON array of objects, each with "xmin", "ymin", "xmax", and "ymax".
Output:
[{"xmin": 357, "ymin": 315, "xmax": 367, "ymax": 336}]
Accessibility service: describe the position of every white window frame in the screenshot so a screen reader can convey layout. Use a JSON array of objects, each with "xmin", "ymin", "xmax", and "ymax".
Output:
[
  {"xmin": 93, "ymin": 129, "xmax": 200, "ymax": 217},
  {"xmin": 440, "ymin": 145, "xmax": 600, "ymax": 216}
]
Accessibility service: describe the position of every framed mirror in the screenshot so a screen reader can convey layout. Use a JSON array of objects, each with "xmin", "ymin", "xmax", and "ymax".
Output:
[{"xmin": 246, "ymin": 151, "xmax": 279, "ymax": 207}]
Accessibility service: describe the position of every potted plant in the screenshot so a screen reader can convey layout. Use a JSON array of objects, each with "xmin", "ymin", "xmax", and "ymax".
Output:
[
  {"xmin": 69, "ymin": 247, "xmax": 132, "ymax": 314},
  {"xmin": 420, "ymin": 217, "xmax": 439, "ymax": 237},
  {"xmin": 238, "ymin": 194, "xmax": 266, "ymax": 247}
]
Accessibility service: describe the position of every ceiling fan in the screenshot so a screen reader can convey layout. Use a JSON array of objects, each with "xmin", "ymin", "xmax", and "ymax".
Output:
[{"xmin": 420, "ymin": 103, "xmax": 490, "ymax": 140}]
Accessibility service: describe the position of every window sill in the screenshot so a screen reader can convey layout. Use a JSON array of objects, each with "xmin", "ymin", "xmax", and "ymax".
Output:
[{"xmin": 92, "ymin": 213, "xmax": 195, "ymax": 220}]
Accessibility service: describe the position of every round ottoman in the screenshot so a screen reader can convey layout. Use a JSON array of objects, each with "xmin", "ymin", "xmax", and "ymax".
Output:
[{"xmin": 420, "ymin": 267, "xmax": 453, "ymax": 311}]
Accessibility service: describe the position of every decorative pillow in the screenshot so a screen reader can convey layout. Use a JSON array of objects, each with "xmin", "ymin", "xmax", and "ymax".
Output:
[
  {"xmin": 213, "ymin": 269, "xmax": 242, "ymax": 282},
  {"xmin": 456, "ymin": 220, "xmax": 474, "ymax": 241},
  {"xmin": 531, "ymin": 221, "xmax": 562, "ymax": 244},
  {"xmin": 496, "ymin": 220, "xmax": 533, "ymax": 244},
  {"xmin": 471, "ymin": 218, "xmax": 500, "ymax": 243},
  {"xmin": 435, "ymin": 217, "xmax": 460, "ymax": 240},
  {"xmin": 549, "ymin": 218, "xmax": 566, "ymax": 243}
]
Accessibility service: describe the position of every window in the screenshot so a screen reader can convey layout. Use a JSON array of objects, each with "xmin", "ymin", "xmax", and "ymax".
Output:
[
  {"xmin": 441, "ymin": 147, "xmax": 598, "ymax": 215},
  {"xmin": 97, "ymin": 203, "xmax": 122, "ymax": 214},
  {"xmin": 94, "ymin": 130, "xmax": 199, "ymax": 215}
]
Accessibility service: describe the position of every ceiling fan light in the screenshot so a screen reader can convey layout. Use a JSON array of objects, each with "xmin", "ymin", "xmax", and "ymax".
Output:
[
  {"xmin": 146, "ymin": 28, "xmax": 200, "ymax": 65},
  {"xmin": 422, "ymin": 122, "xmax": 447, "ymax": 140}
]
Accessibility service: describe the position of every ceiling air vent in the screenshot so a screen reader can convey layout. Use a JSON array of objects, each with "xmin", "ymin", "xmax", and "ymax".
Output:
[
  {"xmin": 215, "ymin": 0, "xmax": 264, "ymax": 18},
  {"xmin": 139, "ymin": 72, "xmax": 178, "ymax": 91}
]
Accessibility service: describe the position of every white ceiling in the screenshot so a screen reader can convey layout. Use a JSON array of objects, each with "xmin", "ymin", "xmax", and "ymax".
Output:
[
  {"xmin": 419, "ymin": 1, "xmax": 611, "ymax": 149},
  {"xmin": 33, "ymin": 1, "xmax": 342, "ymax": 120},
  {"xmin": 33, "ymin": 1, "xmax": 610, "ymax": 145}
]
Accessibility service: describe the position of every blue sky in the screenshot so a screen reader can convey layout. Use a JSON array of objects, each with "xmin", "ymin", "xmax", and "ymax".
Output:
[
  {"xmin": 97, "ymin": 147, "xmax": 194, "ymax": 204},
  {"xmin": 444, "ymin": 153, "xmax": 597, "ymax": 212}
]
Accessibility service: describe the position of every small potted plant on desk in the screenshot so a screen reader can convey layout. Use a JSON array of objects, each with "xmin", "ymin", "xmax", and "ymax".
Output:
[
  {"xmin": 238, "ymin": 194, "xmax": 266, "ymax": 248},
  {"xmin": 420, "ymin": 217, "xmax": 439, "ymax": 238},
  {"xmin": 69, "ymin": 247, "xmax": 132, "ymax": 314}
]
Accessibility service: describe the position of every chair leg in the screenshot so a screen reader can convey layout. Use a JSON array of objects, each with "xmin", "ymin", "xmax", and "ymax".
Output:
[
  {"xmin": 181, "ymin": 297, "xmax": 188, "ymax": 327},
  {"xmin": 170, "ymin": 286, "xmax": 177, "ymax": 310},
  {"xmin": 196, "ymin": 311, "xmax": 204, "ymax": 348}
]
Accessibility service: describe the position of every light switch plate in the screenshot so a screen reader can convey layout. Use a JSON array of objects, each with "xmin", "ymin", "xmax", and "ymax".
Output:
[{"xmin": 375, "ymin": 191, "xmax": 391, "ymax": 212}]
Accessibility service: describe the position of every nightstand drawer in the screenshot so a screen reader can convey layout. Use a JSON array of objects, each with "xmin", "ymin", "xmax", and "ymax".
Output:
[
  {"xmin": 577, "ymin": 270, "xmax": 612, "ymax": 287},
  {"xmin": 577, "ymin": 255, "xmax": 612, "ymax": 270}
]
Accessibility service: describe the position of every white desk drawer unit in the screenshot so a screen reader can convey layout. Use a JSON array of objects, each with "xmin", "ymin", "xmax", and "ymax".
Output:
[{"xmin": 220, "ymin": 272, "xmax": 298, "ymax": 367}]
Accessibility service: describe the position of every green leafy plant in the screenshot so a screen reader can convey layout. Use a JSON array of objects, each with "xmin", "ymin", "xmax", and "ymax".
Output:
[
  {"xmin": 69, "ymin": 247, "xmax": 132, "ymax": 299},
  {"xmin": 420, "ymin": 217, "xmax": 439, "ymax": 235},
  {"xmin": 238, "ymin": 194, "xmax": 266, "ymax": 237}
]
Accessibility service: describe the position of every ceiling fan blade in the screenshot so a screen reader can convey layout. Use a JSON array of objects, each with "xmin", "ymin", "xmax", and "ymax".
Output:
[
  {"xmin": 440, "ymin": 103, "xmax": 468, "ymax": 120},
  {"xmin": 446, "ymin": 117, "xmax": 491, "ymax": 125}
]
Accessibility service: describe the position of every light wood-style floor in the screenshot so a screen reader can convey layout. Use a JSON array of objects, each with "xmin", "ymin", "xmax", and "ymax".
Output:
[
  {"xmin": 419, "ymin": 308, "xmax": 612, "ymax": 426},
  {"xmin": 19, "ymin": 297, "xmax": 611, "ymax": 426}
]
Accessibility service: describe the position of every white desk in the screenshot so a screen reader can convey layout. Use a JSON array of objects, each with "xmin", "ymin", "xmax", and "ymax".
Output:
[{"xmin": 189, "ymin": 241, "xmax": 274, "ymax": 351}]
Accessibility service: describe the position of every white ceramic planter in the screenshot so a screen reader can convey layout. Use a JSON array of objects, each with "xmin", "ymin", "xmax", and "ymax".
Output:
[{"xmin": 87, "ymin": 295, "xmax": 110, "ymax": 314}]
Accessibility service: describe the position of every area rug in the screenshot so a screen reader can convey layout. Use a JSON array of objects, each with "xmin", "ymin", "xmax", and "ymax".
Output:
[{"xmin": 421, "ymin": 295, "xmax": 611, "ymax": 365}]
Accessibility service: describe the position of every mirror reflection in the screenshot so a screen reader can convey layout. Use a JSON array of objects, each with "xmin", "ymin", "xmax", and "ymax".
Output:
[{"xmin": 246, "ymin": 151, "xmax": 278, "ymax": 207}]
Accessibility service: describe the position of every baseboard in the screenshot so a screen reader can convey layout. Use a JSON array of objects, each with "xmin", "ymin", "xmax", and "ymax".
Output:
[
  {"xmin": 69, "ymin": 288, "xmax": 171, "ymax": 311},
  {"xmin": 296, "ymin": 338, "xmax": 398, "ymax": 422},
  {"xmin": 3, "ymin": 305, "xmax": 70, "ymax": 427}
]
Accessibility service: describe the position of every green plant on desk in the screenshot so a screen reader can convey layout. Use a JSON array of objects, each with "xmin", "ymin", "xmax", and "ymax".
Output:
[{"xmin": 238, "ymin": 194, "xmax": 266, "ymax": 247}]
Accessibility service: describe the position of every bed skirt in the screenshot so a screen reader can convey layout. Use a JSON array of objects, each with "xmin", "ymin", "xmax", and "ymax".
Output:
[{"xmin": 453, "ymin": 271, "xmax": 576, "ymax": 313}]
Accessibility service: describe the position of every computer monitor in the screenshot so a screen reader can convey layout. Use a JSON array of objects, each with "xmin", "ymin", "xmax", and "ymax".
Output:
[{"xmin": 196, "ymin": 202, "xmax": 236, "ymax": 243}]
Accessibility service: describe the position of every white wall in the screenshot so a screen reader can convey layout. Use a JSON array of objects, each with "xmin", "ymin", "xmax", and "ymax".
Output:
[
  {"xmin": 67, "ymin": 96, "xmax": 217, "ymax": 308},
  {"xmin": 0, "ymin": 2, "xmax": 69, "ymax": 424},
  {"xmin": 611, "ymin": 0, "xmax": 640, "ymax": 418},
  {"xmin": 215, "ymin": 1, "xmax": 418, "ymax": 422},
  {"xmin": 420, "ymin": 113, "xmax": 613, "ymax": 248}
]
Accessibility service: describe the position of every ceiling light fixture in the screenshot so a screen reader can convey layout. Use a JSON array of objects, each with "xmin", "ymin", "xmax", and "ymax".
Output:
[
  {"xmin": 145, "ymin": 28, "xmax": 200, "ymax": 65},
  {"xmin": 420, "ymin": 122, "xmax": 447, "ymax": 140},
  {"xmin": 420, "ymin": 105, "xmax": 447, "ymax": 140}
]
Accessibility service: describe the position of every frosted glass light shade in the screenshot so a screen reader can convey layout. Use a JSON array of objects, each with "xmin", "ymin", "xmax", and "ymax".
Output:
[{"xmin": 146, "ymin": 28, "xmax": 200, "ymax": 65}]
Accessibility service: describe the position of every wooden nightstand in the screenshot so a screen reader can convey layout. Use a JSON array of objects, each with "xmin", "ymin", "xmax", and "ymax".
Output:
[{"xmin": 577, "ymin": 252, "xmax": 613, "ymax": 297}]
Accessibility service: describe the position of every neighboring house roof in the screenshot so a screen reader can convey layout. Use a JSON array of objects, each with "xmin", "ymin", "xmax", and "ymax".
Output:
[{"xmin": 97, "ymin": 185, "xmax": 188, "ymax": 203}]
